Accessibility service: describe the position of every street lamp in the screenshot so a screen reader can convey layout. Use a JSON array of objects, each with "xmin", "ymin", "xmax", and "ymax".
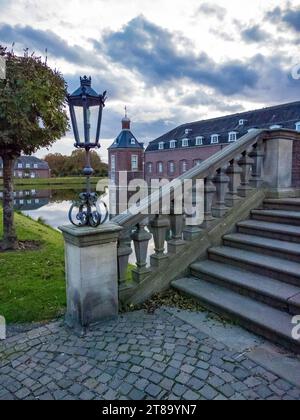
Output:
[{"xmin": 67, "ymin": 76, "xmax": 108, "ymax": 227}]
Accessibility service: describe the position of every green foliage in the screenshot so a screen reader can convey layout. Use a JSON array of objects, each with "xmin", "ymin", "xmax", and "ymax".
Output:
[
  {"xmin": 0, "ymin": 45, "xmax": 69, "ymax": 156},
  {"xmin": 45, "ymin": 150, "xmax": 108, "ymax": 177}
]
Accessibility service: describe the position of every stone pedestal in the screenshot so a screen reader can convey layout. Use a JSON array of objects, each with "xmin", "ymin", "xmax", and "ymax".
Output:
[
  {"xmin": 60, "ymin": 223, "xmax": 122, "ymax": 332},
  {"xmin": 264, "ymin": 136, "xmax": 294, "ymax": 195}
]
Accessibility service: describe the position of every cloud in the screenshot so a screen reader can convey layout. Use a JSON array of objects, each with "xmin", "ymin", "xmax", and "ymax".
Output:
[
  {"xmin": 196, "ymin": 3, "xmax": 226, "ymax": 20},
  {"xmin": 266, "ymin": 6, "xmax": 300, "ymax": 32},
  {"xmin": 241, "ymin": 25, "xmax": 270, "ymax": 43},
  {"xmin": 101, "ymin": 15, "xmax": 258, "ymax": 95}
]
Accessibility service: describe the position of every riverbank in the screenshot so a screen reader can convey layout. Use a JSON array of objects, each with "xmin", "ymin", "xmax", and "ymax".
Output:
[
  {"xmin": 0, "ymin": 210, "xmax": 66, "ymax": 323},
  {"xmin": 0, "ymin": 176, "xmax": 108, "ymax": 188}
]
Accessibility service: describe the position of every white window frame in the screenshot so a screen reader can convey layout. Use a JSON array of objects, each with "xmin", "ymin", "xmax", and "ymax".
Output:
[
  {"xmin": 17, "ymin": 163, "xmax": 22, "ymax": 169},
  {"xmin": 169, "ymin": 140, "xmax": 176, "ymax": 149},
  {"xmin": 26, "ymin": 163, "xmax": 31, "ymax": 169},
  {"xmin": 33, "ymin": 164, "xmax": 38, "ymax": 169},
  {"xmin": 228, "ymin": 132, "xmax": 237, "ymax": 142},
  {"xmin": 239, "ymin": 119, "xmax": 246, "ymax": 126},
  {"xmin": 147, "ymin": 162, "xmax": 153, "ymax": 174},
  {"xmin": 111, "ymin": 155, "xmax": 116, "ymax": 172},
  {"xmin": 182, "ymin": 138, "xmax": 189, "ymax": 147},
  {"xmin": 131, "ymin": 155, "xmax": 138, "ymax": 171},
  {"xmin": 181, "ymin": 160, "xmax": 188, "ymax": 173},
  {"xmin": 211, "ymin": 134, "xmax": 219, "ymax": 144},
  {"xmin": 195, "ymin": 137, "xmax": 203, "ymax": 146},
  {"xmin": 158, "ymin": 162, "xmax": 163, "ymax": 174},
  {"xmin": 194, "ymin": 160, "xmax": 202, "ymax": 166},
  {"xmin": 295, "ymin": 122, "xmax": 300, "ymax": 132},
  {"xmin": 169, "ymin": 161, "xmax": 175, "ymax": 173},
  {"xmin": 131, "ymin": 138, "xmax": 136, "ymax": 145},
  {"xmin": 158, "ymin": 142, "xmax": 164, "ymax": 150}
]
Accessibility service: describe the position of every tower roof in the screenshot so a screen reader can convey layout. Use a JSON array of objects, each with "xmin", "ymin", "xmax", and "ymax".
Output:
[{"xmin": 109, "ymin": 111, "xmax": 144, "ymax": 150}]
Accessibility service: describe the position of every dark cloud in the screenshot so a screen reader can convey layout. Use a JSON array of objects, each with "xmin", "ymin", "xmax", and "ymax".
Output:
[
  {"xmin": 241, "ymin": 25, "xmax": 270, "ymax": 43},
  {"xmin": 196, "ymin": 3, "xmax": 226, "ymax": 20},
  {"xmin": 266, "ymin": 6, "xmax": 300, "ymax": 32},
  {"xmin": 101, "ymin": 16, "xmax": 258, "ymax": 96}
]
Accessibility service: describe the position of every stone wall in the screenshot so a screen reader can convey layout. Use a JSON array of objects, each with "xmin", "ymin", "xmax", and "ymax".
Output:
[{"xmin": 292, "ymin": 139, "xmax": 300, "ymax": 187}]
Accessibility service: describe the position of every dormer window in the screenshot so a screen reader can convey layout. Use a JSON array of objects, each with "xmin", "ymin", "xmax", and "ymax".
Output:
[
  {"xmin": 228, "ymin": 132, "xmax": 237, "ymax": 142},
  {"xmin": 239, "ymin": 119, "xmax": 246, "ymax": 126},
  {"xmin": 295, "ymin": 122, "xmax": 300, "ymax": 132},
  {"xmin": 158, "ymin": 142, "xmax": 164, "ymax": 150},
  {"xmin": 195, "ymin": 136, "xmax": 203, "ymax": 146},
  {"xmin": 182, "ymin": 138, "xmax": 189, "ymax": 147},
  {"xmin": 185, "ymin": 129, "xmax": 192, "ymax": 135},
  {"xmin": 131, "ymin": 138, "xmax": 136, "ymax": 145},
  {"xmin": 169, "ymin": 140, "xmax": 176, "ymax": 149},
  {"xmin": 211, "ymin": 134, "xmax": 219, "ymax": 144}
]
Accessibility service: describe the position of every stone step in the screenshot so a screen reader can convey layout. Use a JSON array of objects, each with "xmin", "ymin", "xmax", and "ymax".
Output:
[
  {"xmin": 251, "ymin": 209, "xmax": 300, "ymax": 226},
  {"xmin": 190, "ymin": 260, "xmax": 300, "ymax": 314},
  {"xmin": 172, "ymin": 277, "xmax": 300, "ymax": 353},
  {"xmin": 223, "ymin": 232, "xmax": 300, "ymax": 263},
  {"xmin": 238, "ymin": 219, "xmax": 300, "ymax": 243},
  {"xmin": 264, "ymin": 198, "xmax": 300, "ymax": 211},
  {"xmin": 208, "ymin": 246, "xmax": 300, "ymax": 286}
]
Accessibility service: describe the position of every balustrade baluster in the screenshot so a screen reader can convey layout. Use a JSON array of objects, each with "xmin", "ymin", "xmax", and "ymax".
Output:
[
  {"xmin": 226, "ymin": 158, "xmax": 242, "ymax": 207},
  {"xmin": 168, "ymin": 203, "xmax": 185, "ymax": 254},
  {"xmin": 212, "ymin": 166, "xmax": 230, "ymax": 218},
  {"xmin": 131, "ymin": 222, "xmax": 152, "ymax": 282},
  {"xmin": 249, "ymin": 141, "xmax": 265, "ymax": 188},
  {"xmin": 201, "ymin": 174, "xmax": 216, "ymax": 228},
  {"xmin": 118, "ymin": 230, "xmax": 133, "ymax": 290},
  {"xmin": 237, "ymin": 150, "xmax": 254, "ymax": 197},
  {"xmin": 150, "ymin": 215, "xmax": 170, "ymax": 268}
]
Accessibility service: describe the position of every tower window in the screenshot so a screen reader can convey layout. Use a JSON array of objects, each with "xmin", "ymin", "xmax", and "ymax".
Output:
[
  {"xmin": 182, "ymin": 138, "xmax": 189, "ymax": 147},
  {"xmin": 228, "ymin": 132, "xmax": 237, "ymax": 142},
  {"xmin": 111, "ymin": 155, "xmax": 116, "ymax": 172},
  {"xmin": 211, "ymin": 134, "xmax": 219, "ymax": 144},
  {"xmin": 131, "ymin": 138, "xmax": 136, "ymax": 145},
  {"xmin": 131, "ymin": 155, "xmax": 138, "ymax": 171},
  {"xmin": 295, "ymin": 122, "xmax": 300, "ymax": 132},
  {"xmin": 239, "ymin": 119, "xmax": 246, "ymax": 126}
]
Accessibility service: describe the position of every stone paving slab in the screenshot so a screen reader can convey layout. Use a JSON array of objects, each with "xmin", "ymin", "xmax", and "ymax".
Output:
[{"xmin": 0, "ymin": 308, "xmax": 300, "ymax": 400}]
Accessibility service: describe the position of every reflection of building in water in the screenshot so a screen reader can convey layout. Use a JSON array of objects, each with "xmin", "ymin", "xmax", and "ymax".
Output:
[
  {"xmin": 0, "ymin": 156, "xmax": 50, "ymax": 179},
  {"xmin": 0, "ymin": 189, "xmax": 51, "ymax": 211},
  {"xmin": 108, "ymin": 113, "xmax": 144, "ymax": 215}
]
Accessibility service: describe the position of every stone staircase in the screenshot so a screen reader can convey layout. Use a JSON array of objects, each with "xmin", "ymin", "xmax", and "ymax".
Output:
[{"xmin": 172, "ymin": 198, "xmax": 300, "ymax": 353}]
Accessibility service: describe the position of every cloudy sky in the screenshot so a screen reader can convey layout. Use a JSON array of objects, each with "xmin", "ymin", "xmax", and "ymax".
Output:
[{"xmin": 0, "ymin": 0, "xmax": 300, "ymax": 162}]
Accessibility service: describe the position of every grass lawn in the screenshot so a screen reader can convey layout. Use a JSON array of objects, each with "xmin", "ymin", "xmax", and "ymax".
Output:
[
  {"xmin": 0, "ymin": 176, "xmax": 106, "ymax": 187},
  {"xmin": 0, "ymin": 210, "xmax": 66, "ymax": 324},
  {"xmin": 0, "ymin": 210, "xmax": 134, "ymax": 324}
]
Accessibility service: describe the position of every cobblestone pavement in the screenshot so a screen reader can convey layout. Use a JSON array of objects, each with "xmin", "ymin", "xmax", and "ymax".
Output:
[{"xmin": 0, "ymin": 308, "xmax": 300, "ymax": 400}]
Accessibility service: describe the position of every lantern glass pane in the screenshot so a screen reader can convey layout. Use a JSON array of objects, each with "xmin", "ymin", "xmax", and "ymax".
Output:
[
  {"xmin": 74, "ymin": 106, "xmax": 85, "ymax": 144},
  {"xmin": 87, "ymin": 105, "xmax": 99, "ymax": 145}
]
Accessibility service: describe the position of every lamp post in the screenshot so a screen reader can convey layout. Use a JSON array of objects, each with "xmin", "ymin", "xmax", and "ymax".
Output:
[{"xmin": 67, "ymin": 76, "xmax": 108, "ymax": 227}]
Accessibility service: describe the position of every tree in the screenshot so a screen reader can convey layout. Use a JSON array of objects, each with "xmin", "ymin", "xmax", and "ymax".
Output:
[
  {"xmin": 0, "ymin": 46, "xmax": 68, "ymax": 250},
  {"xmin": 44, "ymin": 150, "xmax": 108, "ymax": 177}
]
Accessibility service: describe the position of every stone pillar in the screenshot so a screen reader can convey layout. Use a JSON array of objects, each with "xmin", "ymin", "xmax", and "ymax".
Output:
[
  {"xmin": 60, "ymin": 223, "xmax": 122, "ymax": 332},
  {"xmin": 264, "ymin": 135, "xmax": 295, "ymax": 196}
]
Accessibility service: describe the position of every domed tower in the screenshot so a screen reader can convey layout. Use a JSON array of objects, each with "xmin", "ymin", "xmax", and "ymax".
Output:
[
  {"xmin": 108, "ymin": 109, "xmax": 144, "ymax": 185},
  {"xmin": 108, "ymin": 109, "xmax": 145, "ymax": 214}
]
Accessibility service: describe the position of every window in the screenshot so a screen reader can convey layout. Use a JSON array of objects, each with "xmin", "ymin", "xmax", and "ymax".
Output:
[
  {"xmin": 185, "ymin": 129, "xmax": 192, "ymax": 135},
  {"xmin": 26, "ymin": 163, "xmax": 31, "ymax": 169},
  {"xmin": 17, "ymin": 163, "xmax": 22, "ymax": 169},
  {"xmin": 181, "ymin": 160, "xmax": 188, "ymax": 173},
  {"xmin": 131, "ymin": 155, "xmax": 138, "ymax": 171},
  {"xmin": 131, "ymin": 138, "xmax": 136, "ymax": 145},
  {"xmin": 111, "ymin": 155, "xmax": 116, "ymax": 172},
  {"xmin": 228, "ymin": 132, "xmax": 237, "ymax": 142},
  {"xmin": 295, "ymin": 122, "xmax": 300, "ymax": 132},
  {"xmin": 158, "ymin": 142, "xmax": 164, "ymax": 150},
  {"xmin": 168, "ymin": 161, "xmax": 175, "ymax": 174},
  {"xmin": 169, "ymin": 140, "xmax": 176, "ymax": 149},
  {"xmin": 211, "ymin": 134, "xmax": 219, "ymax": 144},
  {"xmin": 194, "ymin": 159, "xmax": 202, "ymax": 166},
  {"xmin": 195, "ymin": 137, "xmax": 203, "ymax": 146},
  {"xmin": 157, "ymin": 162, "xmax": 163, "ymax": 174},
  {"xmin": 182, "ymin": 138, "xmax": 189, "ymax": 147},
  {"xmin": 239, "ymin": 119, "xmax": 246, "ymax": 126},
  {"xmin": 147, "ymin": 162, "xmax": 153, "ymax": 174},
  {"xmin": 18, "ymin": 172, "xmax": 22, "ymax": 178},
  {"xmin": 34, "ymin": 164, "xmax": 38, "ymax": 169}
]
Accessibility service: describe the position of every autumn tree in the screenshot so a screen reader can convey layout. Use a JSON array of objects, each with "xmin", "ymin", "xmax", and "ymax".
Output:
[{"xmin": 0, "ymin": 46, "xmax": 68, "ymax": 250}]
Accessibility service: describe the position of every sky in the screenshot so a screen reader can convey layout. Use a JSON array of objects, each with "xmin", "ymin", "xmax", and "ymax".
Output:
[{"xmin": 0, "ymin": 0, "xmax": 300, "ymax": 162}]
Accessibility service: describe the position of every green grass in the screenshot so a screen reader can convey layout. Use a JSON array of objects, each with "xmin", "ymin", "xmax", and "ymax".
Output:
[
  {"xmin": 0, "ymin": 176, "xmax": 106, "ymax": 187},
  {"xmin": 0, "ymin": 209, "xmax": 134, "ymax": 324},
  {"xmin": 0, "ymin": 210, "xmax": 66, "ymax": 323}
]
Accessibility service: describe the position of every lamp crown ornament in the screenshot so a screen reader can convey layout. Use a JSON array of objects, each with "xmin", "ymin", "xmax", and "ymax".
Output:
[{"xmin": 67, "ymin": 75, "xmax": 108, "ymax": 227}]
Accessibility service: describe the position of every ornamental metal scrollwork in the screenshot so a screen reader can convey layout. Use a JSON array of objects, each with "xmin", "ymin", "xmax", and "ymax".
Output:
[{"xmin": 69, "ymin": 191, "xmax": 109, "ymax": 227}]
